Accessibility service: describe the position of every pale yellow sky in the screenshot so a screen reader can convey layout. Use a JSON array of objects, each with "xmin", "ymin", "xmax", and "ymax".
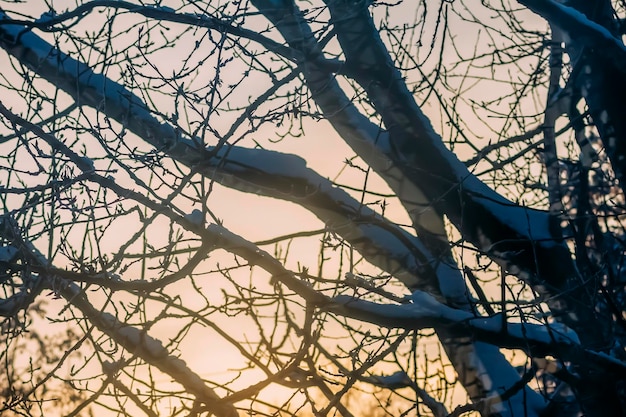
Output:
[{"xmin": 0, "ymin": 1, "xmax": 554, "ymax": 416}]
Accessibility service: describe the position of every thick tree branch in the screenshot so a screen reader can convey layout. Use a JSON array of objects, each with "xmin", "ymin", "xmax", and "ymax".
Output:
[
  {"xmin": 519, "ymin": 0, "xmax": 626, "ymax": 195},
  {"xmin": 517, "ymin": 0, "xmax": 626, "ymax": 67},
  {"xmin": 249, "ymin": 2, "xmax": 550, "ymax": 414},
  {"xmin": 0, "ymin": 219, "xmax": 239, "ymax": 417},
  {"xmin": 317, "ymin": 0, "xmax": 607, "ymax": 353},
  {"xmin": 332, "ymin": 293, "xmax": 626, "ymax": 376}
]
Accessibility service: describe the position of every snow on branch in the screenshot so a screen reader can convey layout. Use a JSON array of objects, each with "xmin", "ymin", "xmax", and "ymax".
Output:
[
  {"xmin": 0, "ymin": 218, "xmax": 239, "ymax": 417},
  {"xmin": 249, "ymin": 0, "xmax": 578, "ymax": 309},
  {"xmin": 201, "ymin": 144, "xmax": 468, "ymax": 298},
  {"xmin": 304, "ymin": 0, "xmax": 608, "ymax": 352},
  {"xmin": 332, "ymin": 292, "xmax": 626, "ymax": 375},
  {"xmin": 365, "ymin": 371, "xmax": 448, "ymax": 417},
  {"xmin": 250, "ymin": 0, "xmax": 449, "ymax": 243},
  {"xmin": 68, "ymin": 292, "xmax": 239, "ymax": 417},
  {"xmin": 0, "ymin": 10, "xmax": 185, "ymax": 157},
  {"xmin": 519, "ymin": 0, "xmax": 626, "ymax": 70},
  {"xmin": 0, "ymin": 15, "xmax": 457, "ymax": 297},
  {"xmin": 321, "ymin": 0, "xmax": 558, "ymax": 246}
]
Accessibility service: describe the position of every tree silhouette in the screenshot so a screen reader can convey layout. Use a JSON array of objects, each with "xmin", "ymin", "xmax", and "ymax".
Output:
[{"xmin": 1, "ymin": 1, "xmax": 625, "ymax": 416}]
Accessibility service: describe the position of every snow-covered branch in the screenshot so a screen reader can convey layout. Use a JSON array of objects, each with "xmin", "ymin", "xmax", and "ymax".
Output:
[
  {"xmin": 518, "ymin": 0, "xmax": 626, "ymax": 69},
  {"xmin": 247, "ymin": 0, "xmax": 590, "ymax": 332},
  {"xmin": 366, "ymin": 371, "xmax": 447, "ymax": 417},
  {"xmin": 0, "ymin": 14, "xmax": 450, "ymax": 295},
  {"xmin": 313, "ymin": 0, "xmax": 607, "ymax": 352},
  {"xmin": 65, "ymin": 286, "xmax": 239, "ymax": 417},
  {"xmin": 247, "ymin": 2, "xmax": 551, "ymax": 414},
  {"xmin": 0, "ymin": 218, "xmax": 239, "ymax": 417},
  {"xmin": 519, "ymin": 0, "xmax": 626, "ymax": 198},
  {"xmin": 332, "ymin": 292, "xmax": 626, "ymax": 376},
  {"xmin": 250, "ymin": 0, "xmax": 448, "ymax": 249},
  {"xmin": 200, "ymin": 145, "xmax": 464, "ymax": 297}
]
